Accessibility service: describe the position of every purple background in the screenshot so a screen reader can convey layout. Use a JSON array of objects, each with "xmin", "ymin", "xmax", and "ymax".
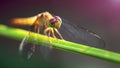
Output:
[{"xmin": 0, "ymin": 0, "xmax": 120, "ymax": 68}]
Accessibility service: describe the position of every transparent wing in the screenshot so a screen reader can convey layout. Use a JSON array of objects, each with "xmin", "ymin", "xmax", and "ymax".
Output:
[
  {"xmin": 39, "ymin": 45, "xmax": 51, "ymax": 61},
  {"xmin": 59, "ymin": 18, "xmax": 105, "ymax": 48},
  {"xmin": 19, "ymin": 32, "xmax": 35, "ymax": 59}
]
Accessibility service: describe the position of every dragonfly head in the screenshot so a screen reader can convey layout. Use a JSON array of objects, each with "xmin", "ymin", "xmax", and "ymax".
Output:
[{"xmin": 49, "ymin": 16, "xmax": 62, "ymax": 29}]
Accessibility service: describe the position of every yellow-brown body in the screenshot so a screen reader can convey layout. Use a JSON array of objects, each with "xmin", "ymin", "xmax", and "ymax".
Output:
[
  {"xmin": 11, "ymin": 11, "xmax": 63, "ymax": 39},
  {"xmin": 11, "ymin": 12, "xmax": 61, "ymax": 29}
]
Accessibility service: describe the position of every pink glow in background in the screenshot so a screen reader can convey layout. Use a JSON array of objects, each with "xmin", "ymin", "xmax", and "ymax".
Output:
[
  {"xmin": 0, "ymin": 0, "xmax": 120, "ymax": 68},
  {"xmin": 52, "ymin": 0, "xmax": 120, "ymax": 34}
]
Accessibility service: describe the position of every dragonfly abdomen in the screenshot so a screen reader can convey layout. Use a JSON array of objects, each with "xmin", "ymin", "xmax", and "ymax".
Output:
[{"xmin": 11, "ymin": 16, "xmax": 37, "ymax": 26}]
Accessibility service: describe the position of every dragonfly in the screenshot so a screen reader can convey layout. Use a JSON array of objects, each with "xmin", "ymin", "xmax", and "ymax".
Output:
[{"xmin": 11, "ymin": 11, "xmax": 105, "ymax": 59}]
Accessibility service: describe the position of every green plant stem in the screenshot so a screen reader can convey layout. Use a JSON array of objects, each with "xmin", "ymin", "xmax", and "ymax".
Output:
[{"xmin": 0, "ymin": 24, "xmax": 120, "ymax": 63}]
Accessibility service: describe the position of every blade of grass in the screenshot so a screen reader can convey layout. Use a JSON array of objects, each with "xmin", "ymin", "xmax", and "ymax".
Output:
[{"xmin": 0, "ymin": 24, "xmax": 120, "ymax": 63}]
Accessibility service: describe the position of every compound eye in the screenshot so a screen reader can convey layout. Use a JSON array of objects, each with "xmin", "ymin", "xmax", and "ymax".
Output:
[
  {"xmin": 54, "ymin": 16, "xmax": 62, "ymax": 23},
  {"xmin": 50, "ymin": 18, "xmax": 56, "ymax": 25}
]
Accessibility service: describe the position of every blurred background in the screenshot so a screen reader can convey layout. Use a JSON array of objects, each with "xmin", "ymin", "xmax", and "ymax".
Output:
[{"xmin": 0, "ymin": 0, "xmax": 120, "ymax": 68}]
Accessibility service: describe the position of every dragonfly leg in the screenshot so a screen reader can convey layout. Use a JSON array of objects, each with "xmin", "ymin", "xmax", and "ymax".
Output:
[
  {"xmin": 54, "ymin": 28, "xmax": 64, "ymax": 40},
  {"xmin": 34, "ymin": 24, "xmax": 37, "ymax": 32},
  {"xmin": 44, "ymin": 27, "xmax": 55, "ymax": 38},
  {"xmin": 44, "ymin": 27, "xmax": 54, "ymax": 48},
  {"xmin": 51, "ymin": 28, "xmax": 56, "ymax": 38},
  {"xmin": 44, "ymin": 27, "xmax": 51, "ymax": 35},
  {"xmin": 37, "ymin": 25, "xmax": 40, "ymax": 34}
]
